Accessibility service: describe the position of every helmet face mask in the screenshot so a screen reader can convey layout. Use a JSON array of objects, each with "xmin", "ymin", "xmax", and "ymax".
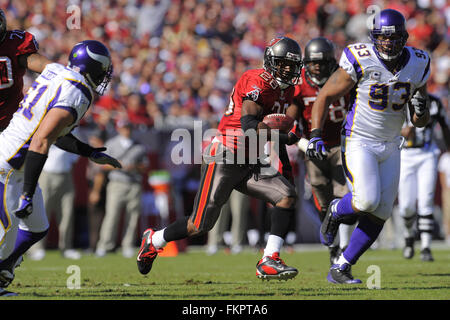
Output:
[
  {"xmin": 369, "ymin": 9, "xmax": 408, "ymax": 61},
  {"xmin": 68, "ymin": 40, "xmax": 113, "ymax": 95},
  {"xmin": 306, "ymin": 60, "xmax": 335, "ymax": 86},
  {"xmin": 264, "ymin": 37, "xmax": 303, "ymax": 88},
  {"xmin": 303, "ymin": 37, "xmax": 337, "ymax": 86}
]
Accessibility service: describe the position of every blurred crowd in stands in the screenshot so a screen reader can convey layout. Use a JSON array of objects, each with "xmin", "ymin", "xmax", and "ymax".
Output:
[{"xmin": 3, "ymin": 0, "xmax": 449, "ymax": 256}]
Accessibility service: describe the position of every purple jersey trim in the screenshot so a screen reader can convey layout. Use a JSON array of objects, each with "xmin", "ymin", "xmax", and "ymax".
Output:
[
  {"xmin": 343, "ymin": 47, "xmax": 362, "ymax": 81},
  {"xmin": 49, "ymin": 105, "xmax": 78, "ymax": 124},
  {"xmin": 7, "ymin": 140, "xmax": 31, "ymax": 170},
  {"xmin": 0, "ymin": 180, "xmax": 10, "ymax": 230},
  {"xmin": 343, "ymin": 88, "xmax": 357, "ymax": 137},
  {"xmin": 67, "ymin": 80, "xmax": 93, "ymax": 106},
  {"xmin": 341, "ymin": 137, "xmax": 353, "ymax": 183}
]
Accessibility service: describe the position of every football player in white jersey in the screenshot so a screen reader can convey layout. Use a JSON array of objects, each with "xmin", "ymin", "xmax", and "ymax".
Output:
[
  {"xmin": 398, "ymin": 93, "xmax": 450, "ymax": 262},
  {"xmin": 306, "ymin": 9, "xmax": 431, "ymax": 284},
  {"xmin": 0, "ymin": 40, "xmax": 121, "ymax": 295}
]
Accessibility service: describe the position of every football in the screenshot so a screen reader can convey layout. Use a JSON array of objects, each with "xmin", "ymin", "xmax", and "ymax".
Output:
[{"xmin": 262, "ymin": 113, "xmax": 295, "ymax": 133}]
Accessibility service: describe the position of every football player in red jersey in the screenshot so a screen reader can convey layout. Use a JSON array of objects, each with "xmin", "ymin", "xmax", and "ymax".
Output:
[
  {"xmin": 0, "ymin": 9, "xmax": 52, "ymax": 131},
  {"xmin": 137, "ymin": 37, "xmax": 304, "ymax": 281},
  {"xmin": 293, "ymin": 37, "xmax": 356, "ymax": 264}
]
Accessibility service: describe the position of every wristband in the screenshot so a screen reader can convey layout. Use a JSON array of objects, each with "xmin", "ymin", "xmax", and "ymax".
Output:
[{"xmin": 310, "ymin": 128, "xmax": 322, "ymax": 138}]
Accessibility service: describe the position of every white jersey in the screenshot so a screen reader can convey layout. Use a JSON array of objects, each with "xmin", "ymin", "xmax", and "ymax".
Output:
[
  {"xmin": 0, "ymin": 63, "xmax": 93, "ymax": 170},
  {"xmin": 340, "ymin": 43, "xmax": 431, "ymax": 141}
]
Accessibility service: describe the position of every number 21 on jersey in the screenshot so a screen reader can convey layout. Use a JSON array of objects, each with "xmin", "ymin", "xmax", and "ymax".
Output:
[{"xmin": 17, "ymin": 81, "xmax": 48, "ymax": 120}]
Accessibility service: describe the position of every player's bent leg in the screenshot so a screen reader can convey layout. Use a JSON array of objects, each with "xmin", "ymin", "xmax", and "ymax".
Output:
[
  {"xmin": 137, "ymin": 161, "xmax": 243, "ymax": 275},
  {"xmin": 327, "ymin": 214, "xmax": 384, "ymax": 284},
  {"xmin": 256, "ymin": 195, "xmax": 298, "ymax": 281},
  {"xmin": 0, "ymin": 228, "xmax": 47, "ymax": 287},
  {"xmin": 243, "ymin": 173, "xmax": 299, "ymax": 281},
  {"xmin": 320, "ymin": 193, "xmax": 360, "ymax": 246}
]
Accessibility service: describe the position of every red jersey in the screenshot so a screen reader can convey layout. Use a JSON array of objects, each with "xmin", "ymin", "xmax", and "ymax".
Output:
[
  {"xmin": 0, "ymin": 30, "xmax": 39, "ymax": 130},
  {"xmin": 293, "ymin": 69, "xmax": 349, "ymax": 147},
  {"xmin": 217, "ymin": 68, "xmax": 295, "ymax": 152}
]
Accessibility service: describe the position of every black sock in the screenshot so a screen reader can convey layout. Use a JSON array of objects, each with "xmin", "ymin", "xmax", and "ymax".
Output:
[
  {"xmin": 270, "ymin": 206, "xmax": 295, "ymax": 239},
  {"xmin": 163, "ymin": 217, "xmax": 189, "ymax": 242}
]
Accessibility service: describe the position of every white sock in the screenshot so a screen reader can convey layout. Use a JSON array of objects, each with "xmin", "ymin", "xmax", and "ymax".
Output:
[
  {"xmin": 339, "ymin": 223, "xmax": 356, "ymax": 249},
  {"xmin": 420, "ymin": 232, "xmax": 432, "ymax": 250},
  {"xmin": 336, "ymin": 253, "xmax": 350, "ymax": 266},
  {"xmin": 263, "ymin": 234, "xmax": 284, "ymax": 258},
  {"xmin": 151, "ymin": 229, "xmax": 167, "ymax": 249}
]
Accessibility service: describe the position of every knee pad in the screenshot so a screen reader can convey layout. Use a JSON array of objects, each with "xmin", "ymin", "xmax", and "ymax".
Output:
[{"xmin": 354, "ymin": 198, "xmax": 379, "ymax": 213}]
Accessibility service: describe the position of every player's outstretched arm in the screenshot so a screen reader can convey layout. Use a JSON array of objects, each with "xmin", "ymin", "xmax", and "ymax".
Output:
[
  {"xmin": 310, "ymin": 67, "xmax": 355, "ymax": 130},
  {"xmin": 307, "ymin": 68, "xmax": 355, "ymax": 160},
  {"xmin": 19, "ymin": 53, "xmax": 53, "ymax": 73},
  {"xmin": 14, "ymin": 108, "xmax": 75, "ymax": 218},
  {"xmin": 409, "ymin": 85, "xmax": 430, "ymax": 128},
  {"xmin": 55, "ymin": 134, "xmax": 122, "ymax": 168}
]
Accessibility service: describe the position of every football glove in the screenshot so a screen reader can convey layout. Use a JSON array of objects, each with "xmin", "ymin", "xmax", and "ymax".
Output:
[
  {"xmin": 410, "ymin": 91, "xmax": 429, "ymax": 117},
  {"xmin": 306, "ymin": 129, "xmax": 328, "ymax": 160},
  {"xmin": 14, "ymin": 193, "xmax": 33, "ymax": 219},
  {"xmin": 89, "ymin": 148, "xmax": 122, "ymax": 168}
]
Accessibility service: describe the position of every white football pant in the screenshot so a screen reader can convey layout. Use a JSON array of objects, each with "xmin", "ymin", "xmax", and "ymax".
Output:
[
  {"xmin": 342, "ymin": 135, "xmax": 403, "ymax": 221},
  {"xmin": 0, "ymin": 160, "xmax": 49, "ymax": 260}
]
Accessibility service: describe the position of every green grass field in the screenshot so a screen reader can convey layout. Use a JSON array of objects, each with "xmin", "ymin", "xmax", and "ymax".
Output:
[{"xmin": 6, "ymin": 246, "xmax": 450, "ymax": 300}]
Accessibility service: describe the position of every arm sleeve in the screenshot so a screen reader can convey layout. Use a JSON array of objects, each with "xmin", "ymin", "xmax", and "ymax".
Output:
[
  {"xmin": 22, "ymin": 151, "xmax": 47, "ymax": 197},
  {"xmin": 54, "ymin": 133, "xmax": 95, "ymax": 157}
]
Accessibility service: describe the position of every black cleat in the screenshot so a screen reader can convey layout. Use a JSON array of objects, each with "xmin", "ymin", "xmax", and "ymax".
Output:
[
  {"xmin": 137, "ymin": 229, "xmax": 163, "ymax": 275},
  {"xmin": 402, "ymin": 237, "xmax": 415, "ymax": 259},
  {"xmin": 0, "ymin": 288, "xmax": 18, "ymax": 297},
  {"xmin": 327, "ymin": 263, "xmax": 362, "ymax": 284},
  {"xmin": 420, "ymin": 248, "xmax": 434, "ymax": 262},
  {"xmin": 320, "ymin": 199, "xmax": 341, "ymax": 246},
  {"xmin": 0, "ymin": 256, "xmax": 23, "ymax": 288},
  {"xmin": 256, "ymin": 252, "xmax": 298, "ymax": 281},
  {"xmin": 0, "ymin": 270, "xmax": 14, "ymax": 288}
]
